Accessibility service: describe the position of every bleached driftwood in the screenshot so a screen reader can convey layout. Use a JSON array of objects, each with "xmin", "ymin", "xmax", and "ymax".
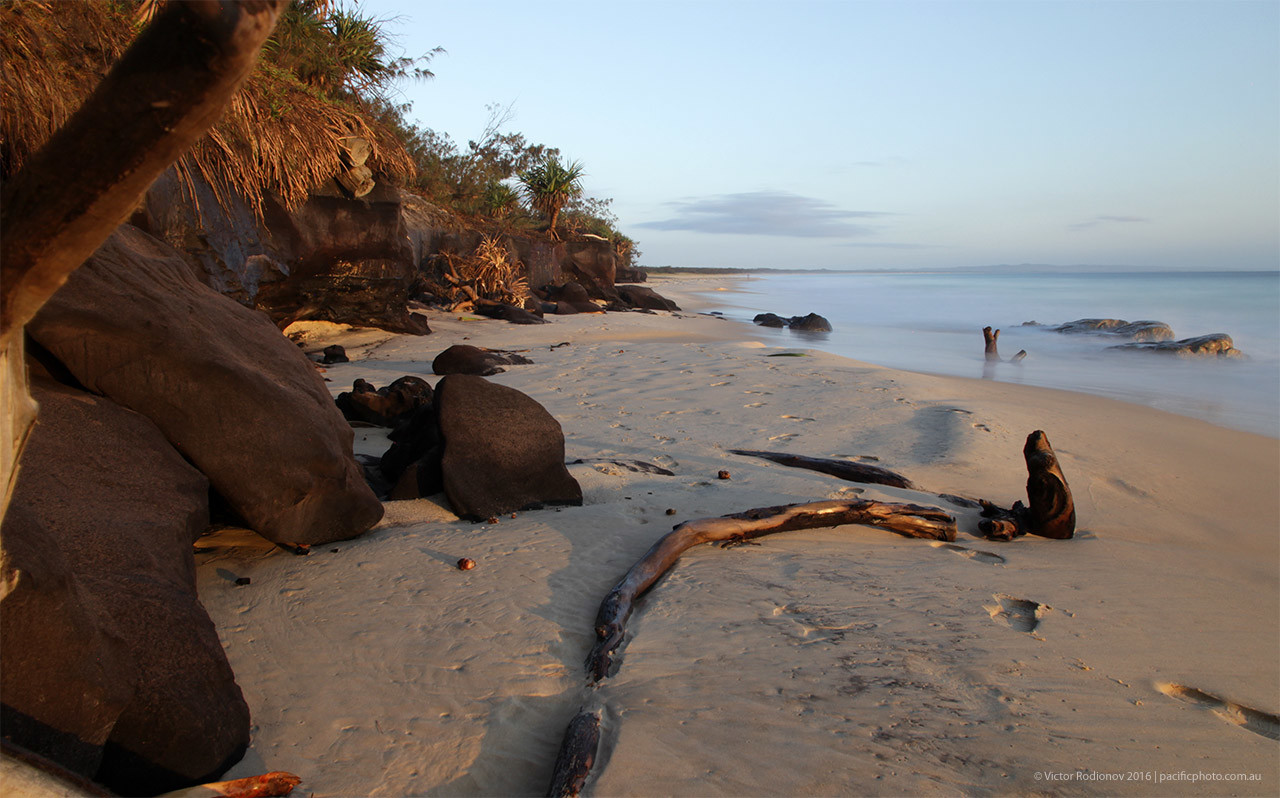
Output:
[
  {"xmin": 0, "ymin": 0, "xmax": 286, "ymax": 518},
  {"xmin": 585, "ymin": 499, "xmax": 957, "ymax": 682},
  {"xmin": 729, "ymin": 449, "xmax": 916, "ymax": 489},
  {"xmin": 979, "ymin": 430, "xmax": 1075, "ymax": 540}
]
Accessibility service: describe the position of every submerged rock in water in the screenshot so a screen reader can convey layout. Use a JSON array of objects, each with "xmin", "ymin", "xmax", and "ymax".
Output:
[
  {"xmin": 1051, "ymin": 318, "xmax": 1175, "ymax": 341},
  {"xmin": 1109, "ymin": 334, "xmax": 1243, "ymax": 358},
  {"xmin": 788, "ymin": 312, "xmax": 833, "ymax": 332}
]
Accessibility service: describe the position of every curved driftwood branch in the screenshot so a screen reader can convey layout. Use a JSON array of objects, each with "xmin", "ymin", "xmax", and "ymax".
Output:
[
  {"xmin": 546, "ymin": 710, "xmax": 601, "ymax": 798},
  {"xmin": 979, "ymin": 430, "xmax": 1075, "ymax": 540},
  {"xmin": 586, "ymin": 499, "xmax": 956, "ymax": 682},
  {"xmin": 728, "ymin": 449, "xmax": 916, "ymax": 489}
]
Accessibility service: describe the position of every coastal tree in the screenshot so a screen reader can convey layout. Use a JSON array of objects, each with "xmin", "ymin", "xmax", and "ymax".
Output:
[{"xmin": 519, "ymin": 155, "xmax": 585, "ymax": 241}]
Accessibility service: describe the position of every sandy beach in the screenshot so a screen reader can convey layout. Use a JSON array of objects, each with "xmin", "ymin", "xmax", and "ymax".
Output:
[{"xmin": 195, "ymin": 275, "xmax": 1279, "ymax": 796}]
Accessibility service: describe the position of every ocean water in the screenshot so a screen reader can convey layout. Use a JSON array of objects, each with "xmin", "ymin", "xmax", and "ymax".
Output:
[{"xmin": 685, "ymin": 271, "xmax": 1280, "ymax": 438}]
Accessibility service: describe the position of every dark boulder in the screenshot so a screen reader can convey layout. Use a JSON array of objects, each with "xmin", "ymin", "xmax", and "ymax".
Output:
[
  {"xmin": 541, "ymin": 282, "xmax": 601, "ymax": 313},
  {"xmin": 322, "ymin": 344, "xmax": 349, "ymax": 364},
  {"xmin": 754, "ymin": 313, "xmax": 787, "ymax": 328},
  {"xmin": 432, "ymin": 344, "xmax": 533, "ymax": 376},
  {"xmin": 617, "ymin": 285, "xmax": 680, "ymax": 312},
  {"xmin": 788, "ymin": 313, "xmax": 833, "ymax": 332},
  {"xmin": 335, "ymin": 375, "xmax": 433, "ymax": 427},
  {"xmin": 473, "ymin": 298, "xmax": 547, "ymax": 325},
  {"xmin": 26, "ymin": 225, "xmax": 384, "ymax": 547},
  {"xmin": 434, "ymin": 375, "xmax": 583, "ymax": 520},
  {"xmin": 2, "ymin": 379, "xmax": 249, "ymax": 794},
  {"xmin": 1109, "ymin": 333, "xmax": 1243, "ymax": 358},
  {"xmin": 1051, "ymin": 318, "xmax": 1175, "ymax": 341}
]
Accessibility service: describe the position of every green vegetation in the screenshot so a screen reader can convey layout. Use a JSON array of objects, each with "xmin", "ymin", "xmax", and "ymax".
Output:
[
  {"xmin": 1, "ymin": 0, "xmax": 638, "ymax": 263},
  {"xmin": 518, "ymin": 156, "xmax": 584, "ymax": 241}
]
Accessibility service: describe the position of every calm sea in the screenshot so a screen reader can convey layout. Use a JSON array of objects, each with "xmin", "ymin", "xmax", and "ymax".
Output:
[{"xmin": 684, "ymin": 271, "xmax": 1280, "ymax": 438}]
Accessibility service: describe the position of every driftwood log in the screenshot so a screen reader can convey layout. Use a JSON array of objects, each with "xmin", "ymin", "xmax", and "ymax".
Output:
[
  {"xmin": 729, "ymin": 449, "xmax": 915, "ymax": 489},
  {"xmin": 546, "ymin": 711, "xmax": 601, "ymax": 798},
  {"xmin": 979, "ymin": 430, "xmax": 1075, "ymax": 540},
  {"xmin": 586, "ymin": 499, "xmax": 956, "ymax": 682}
]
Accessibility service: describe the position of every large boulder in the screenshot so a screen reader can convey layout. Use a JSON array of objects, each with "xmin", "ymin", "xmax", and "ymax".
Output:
[
  {"xmin": 26, "ymin": 225, "xmax": 384, "ymax": 546},
  {"xmin": 2, "ymin": 379, "xmax": 249, "ymax": 794},
  {"xmin": 432, "ymin": 345, "xmax": 533, "ymax": 376},
  {"xmin": 434, "ymin": 375, "xmax": 582, "ymax": 519}
]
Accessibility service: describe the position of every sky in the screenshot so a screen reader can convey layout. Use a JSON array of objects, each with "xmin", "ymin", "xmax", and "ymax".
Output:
[{"xmin": 363, "ymin": 0, "xmax": 1279, "ymax": 271}]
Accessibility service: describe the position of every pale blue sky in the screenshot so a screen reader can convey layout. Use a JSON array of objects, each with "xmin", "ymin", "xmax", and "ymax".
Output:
[{"xmin": 365, "ymin": 0, "xmax": 1279, "ymax": 271}]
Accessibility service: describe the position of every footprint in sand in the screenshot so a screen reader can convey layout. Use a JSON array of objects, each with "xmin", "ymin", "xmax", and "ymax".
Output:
[
  {"xmin": 744, "ymin": 402, "xmax": 767, "ymax": 408},
  {"xmin": 1156, "ymin": 683, "xmax": 1280, "ymax": 740},
  {"xmin": 769, "ymin": 433, "xmax": 798, "ymax": 442},
  {"xmin": 710, "ymin": 381, "xmax": 731, "ymax": 387},
  {"xmin": 972, "ymin": 423, "xmax": 991, "ymax": 432},
  {"xmin": 781, "ymin": 414, "xmax": 815, "ymax": 422},
  {"xmin": 744, "ymin": 389, "xmax": 773, "ymax": 396},
  {"xmin": 931, "ymin": 541, "xmax": 1006, "ymax": 565},
  {"xmin": 985, "ymin": 594, "xmax": 1048, "ymax": 633}
]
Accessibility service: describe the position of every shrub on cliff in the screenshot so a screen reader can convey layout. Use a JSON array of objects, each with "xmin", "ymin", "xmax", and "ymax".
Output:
[{"xmin": 519, "ymin": 156, "xmax": 585, "ymax": 241}]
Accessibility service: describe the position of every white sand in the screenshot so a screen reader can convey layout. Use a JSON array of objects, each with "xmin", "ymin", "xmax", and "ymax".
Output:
[{"xmin": 197, "ymin": 276, "xmax": 1279, "ymax": 796}]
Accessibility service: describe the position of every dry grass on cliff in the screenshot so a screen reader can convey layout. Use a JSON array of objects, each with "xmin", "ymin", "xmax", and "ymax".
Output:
[{"xmin": 0, "ymin": 0, "xmax": 413, "ymax": 215}]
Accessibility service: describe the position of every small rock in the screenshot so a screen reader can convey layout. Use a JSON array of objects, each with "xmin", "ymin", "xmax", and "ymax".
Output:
[
  {"xmin": 457, "ymin": 558, "xmax": 476, "ymax": 571},
  {"xmin": 718, "ymin": 470, "xmax": 731, "ymax": 480},
  {"xmin": 322, "ymin": 345, "xmax": 349, "ymax": 364},
  {"xmin": 234, "ymin": 577, "xmax": 251, "ymax": 586},
  {"xmin": 665, "ymin": 508, "xmax": 676, "ymax": 516}
]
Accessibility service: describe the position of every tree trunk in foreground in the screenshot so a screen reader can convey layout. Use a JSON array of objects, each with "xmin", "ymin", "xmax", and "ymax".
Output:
[
  {"xmin": 0, "ymin": 0, "xmax": 286, "ymax": 518},
  {"xmin": 979, "ymin": 430, "xmax": 1075, "ymax": 540},
  {"xmin": 586, "ymin": 499, "xmax": 956, "ymax": 682}
]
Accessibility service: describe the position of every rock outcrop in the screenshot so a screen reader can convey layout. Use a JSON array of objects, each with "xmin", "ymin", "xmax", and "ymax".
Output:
[
  {"xmin": 1050, "ymin": 318, "xmax": 1175, "ymax": 341},
  {"xmin": 136, "ymin": 168, "xmax": 427, "ymax": 333},
  {"xmin": 2, "ymin": 379, "xmax": 249, "ymax": 794},
  {"xmin": 1109, "ymin": 334, "xmax": 1243, "ymax": 358},
  {"xmin": 26, "ymin": 225, "xmax": 384, "ymax": 547}
]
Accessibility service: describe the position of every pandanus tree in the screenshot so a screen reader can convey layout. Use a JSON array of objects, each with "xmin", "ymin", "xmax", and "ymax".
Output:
[{"xmin": 519, "ymin": 156, "xmax": 584, "ymax": 240}]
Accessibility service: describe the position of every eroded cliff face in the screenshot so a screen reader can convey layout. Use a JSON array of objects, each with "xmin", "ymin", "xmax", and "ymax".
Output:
[{"xmin": 135, "ymin": 169, "xmax": 628, "ymax": 332}]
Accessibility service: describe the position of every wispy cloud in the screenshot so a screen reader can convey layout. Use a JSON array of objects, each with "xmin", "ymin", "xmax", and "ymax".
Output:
[
  {"xmin": 1069, "ymin": 214, "xmax": 1151, "ymax": 232},
  {"xmin": 840, "ymin": 242, "xmax": 940, "ymax": 250},
  {"xmin": 637, "ymin": 190, "xmax": 891, "ymax": 238}
]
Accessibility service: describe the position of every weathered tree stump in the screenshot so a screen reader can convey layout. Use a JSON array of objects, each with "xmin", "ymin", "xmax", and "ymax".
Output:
[
  {"xmin": 729, "ymin": 450, "xmax": 916, "ymax": 489},
  {"xmin": 983, "ymin": 326, "xmax": 1001, "ymax": 361},
  {"xmin": 586, "ymin": 499, "xmax": 956, "ymax": 681},
  {"xmin": 979, "ymin": 430, "xmax": 1075, "ymax": 540}
]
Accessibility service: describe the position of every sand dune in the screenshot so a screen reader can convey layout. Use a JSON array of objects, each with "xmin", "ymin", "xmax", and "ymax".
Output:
[{"xmin": 197, "ymin": 277, "xmax": 1279, "ymax": 796}]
